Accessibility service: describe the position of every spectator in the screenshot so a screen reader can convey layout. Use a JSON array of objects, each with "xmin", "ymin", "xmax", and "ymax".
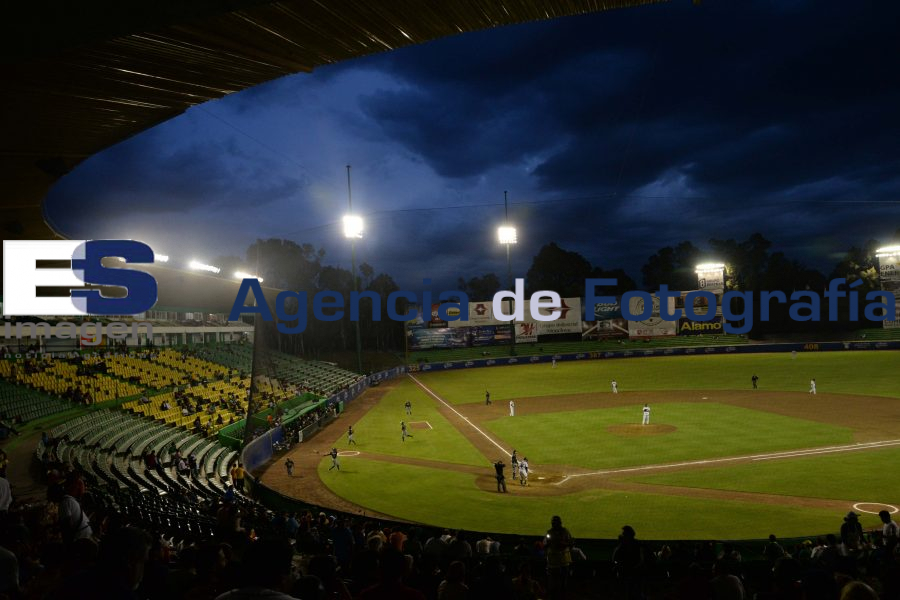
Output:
[
  {"xmin": 841, "ymin": 512, "xmax": 863, "ymax": 554},
  {"xmin": 763, "ymin": 534, "xmax": 785, "ymax": 563},
  {"xmin": 437, "ymin": 560, "xmax": 468, "ymax": 600},
  {"xmin": 357, "ymin": 547, "xmax": 425, "ymax": 600},
  {"xmin": 545, "ymin": 515, "xmax": 574, "ymax": 599},
  {"xmin": 215, "ymin": 537, "xmax": 297, "ymax": 599},
  {"xmin": 47, "ymin": 483, "xmax": 92, "ymax": 543},
  {"xmin": 879, "ymin": 510, "xmax": 899, "ymax": 545},
  {"xmin": 612, "ymin": 525, "xmax": 645, "ymax": 600},
  {"xmin": 511, "ymin": 562, "xmax": 544, "ymax": 600}
]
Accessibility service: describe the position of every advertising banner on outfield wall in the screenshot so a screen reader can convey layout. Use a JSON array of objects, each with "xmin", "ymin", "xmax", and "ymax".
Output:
[
  {"xmin": 676, "ymin": 290, "xmax": 723, "ymax": 318},
  {"xmin": 879, "ymin": 254, "xmax": 900, "ymax": 328},
  {"xmin": 449, "ymin": 301, "xmax": 505, "ymax": 327},
  {"xmin": 407, "ymin": 325, "xmax": 509, "ymax": 350},
  {"xmin": 582, "ymin": 317, "xmax": 629, "ymax": 339},
  {"xmin": 515, "ymin": 322, "xmax": 538, "ymax": 343},
  {"xmin": 678, "ymin": 315, "xmax": 725, "ymax": 335},
  {"xmin": 628, "ymin": 317, "xmax": 677, "ymax": 337},
  {"xmin": 449, "ymin": 297, "xmax": 582, "ymax": 333}
]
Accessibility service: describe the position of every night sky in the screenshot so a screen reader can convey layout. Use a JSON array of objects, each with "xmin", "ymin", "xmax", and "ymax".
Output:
[{"xmin": 44, "ymin": 1, "xmax": 900, "ymax": 292}]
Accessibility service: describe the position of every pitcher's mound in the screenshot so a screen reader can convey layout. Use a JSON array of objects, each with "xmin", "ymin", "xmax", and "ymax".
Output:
[{"xmin": 607, "ymin": 424, "xmax": 677, "ymax": 436}]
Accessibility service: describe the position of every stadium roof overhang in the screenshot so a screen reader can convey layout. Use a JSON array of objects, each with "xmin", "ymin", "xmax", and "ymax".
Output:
[{"xmin": 1, "ymin": 0, "xmax": 662, "ymax": 308}]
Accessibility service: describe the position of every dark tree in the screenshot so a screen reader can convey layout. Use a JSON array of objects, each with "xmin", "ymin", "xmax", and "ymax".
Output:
[{"xmin": 525, "ymin": 242, "xmax": 593, "ymax": 297}]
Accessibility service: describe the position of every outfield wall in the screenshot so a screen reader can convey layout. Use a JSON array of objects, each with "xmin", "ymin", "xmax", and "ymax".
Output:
[{"xmin": 408, "ymin": 340, "xmax": 900, "ymax": 373}]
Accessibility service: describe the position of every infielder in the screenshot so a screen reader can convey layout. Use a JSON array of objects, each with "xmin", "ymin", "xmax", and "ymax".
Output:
[
  {"xmin": 509, "ymin": 400, "xmax": 515, "ymax": 417},
  {"xmin": 511, "ymin": 450, "xmax": 519, "ymax": 480},
  {"xmin": 611, "ymin": 379, "xmax": 618, "ymax": 394},
  {"xmin": 519, "ymin": 457, "xmax": 529, "ymax": 486},
  {"xmin": 809, "ymin": 379, "xmax": 816, "ymax": 394},
  {"xmin": 401, "ymin": 421, "xmax": 413, "ymax": 442},
  {"xmin": 347, "ymin": 425, "xmax": 357, "ymax": 445},
  {"xmin": 642, "ymin": 404, "xmax": 650, "ymax": 425},
  {"xmin": 404, "ymin": 400, "xmax": 412, "ymax": 415},
  {"xmin": 329, "ymin": 447, "xmax": 340, "ymax": 471},
  {"xmin": 284, "ymin": 457, "xmax": 294, "ymax": 477}
]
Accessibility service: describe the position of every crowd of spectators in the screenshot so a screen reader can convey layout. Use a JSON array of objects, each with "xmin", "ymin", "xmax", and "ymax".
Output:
[{"xmin": 1, "ymin": 471, "xmax": 899, "ymax": 600}]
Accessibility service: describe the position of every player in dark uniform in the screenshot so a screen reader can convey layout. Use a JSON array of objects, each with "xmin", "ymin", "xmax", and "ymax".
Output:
[
  {"xmin": 404, "ymin": 400, "xmax": 412, "ymax": 415},
  {"xmin": 494, "ymin": 459, "xmax": 507, "ymax": 493},
  {"xmin": 752, "ymin": 374, "xmax": 759, "ymax": 389},
  {"xmin": 485, "ymin": 390, "xmax": 492, "ymax": 405},
  {"xmin": 401, "ymin": 421, "xmax": 413, "ymax": 442},
  {"xmin": 511, "ymin": 450, "xmax": 519, "ymax": 480}
]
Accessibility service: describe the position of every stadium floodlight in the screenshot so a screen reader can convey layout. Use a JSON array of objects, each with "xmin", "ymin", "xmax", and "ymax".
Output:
[
  {"xmin": 234, "ymin": 271, "xmax": 263, "ymax": 283},
  {"xmin": 875, "ymin": 245, "xmax": 900, "ymax": 258},
  {"xmin": 695, "ymin": 263, "xmax": 725, "ymax": 273},
  {"xmin": 497, "ymin": 225, "xmax": 518, "ymax": 245},
  {"xmin": 155, "ymin": 254, "xmax": 169, "ymax": 263},
  {"xmin": 342, "ymin": 215, "xmax": 364, "ymax": 239},
  {"xmin": 188, "ymin": 260, "xmax": 221, "ymax": 274}
]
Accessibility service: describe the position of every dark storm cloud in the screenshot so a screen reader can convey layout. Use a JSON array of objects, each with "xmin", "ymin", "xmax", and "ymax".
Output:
[
  {"xmin": 46, "ymin": 126, "xmax": 307, "ymax": 224},
  {"xmin": 41, "ymin": 0, "xmax": 900, "ymax": 289},
  {"xmin": 355, "ymin": 1, "xmax": 900, "ymax": 212}
]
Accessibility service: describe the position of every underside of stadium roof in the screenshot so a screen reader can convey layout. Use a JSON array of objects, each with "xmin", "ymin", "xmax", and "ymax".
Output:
[{"xmin": 1, "ymin": 0, "xmax": 661, "ymax": 306}]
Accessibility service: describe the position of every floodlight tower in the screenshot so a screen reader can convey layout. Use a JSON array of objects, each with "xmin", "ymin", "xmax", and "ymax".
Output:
[
  {"xmin": 344, "ymin": 165, "xmax": 364, "ymax": 374},
  {"xmin": 497, "ymin": 191, "xmax": 517, "ymax": 355}
]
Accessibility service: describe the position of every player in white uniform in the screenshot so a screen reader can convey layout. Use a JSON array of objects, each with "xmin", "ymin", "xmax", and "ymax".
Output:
[
  {"xmin": 809, "ymin": 379, "xmax": 817, "ymax": 394},
  {"xmin": 552, "ymin": 358, "xmax": 557, "ymax": 368},
  {"xmin": 642, "ymin": 404, "xmax": 650, "ymax": 425},
  {"xmin": 611, "ymin": 380, "xmax": 618, "ymax": 394},
  {"xmin": 519, "ymin": 457, "xmax": 529, "ymax": 486},
  {"xmin": 509, "ymin": 400, "xmax": 515, "ymax": 416}
]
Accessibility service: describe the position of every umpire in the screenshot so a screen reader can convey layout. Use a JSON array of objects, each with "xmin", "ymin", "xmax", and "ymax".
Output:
[{"xmin": 494, "ymin": 460, "xmax": 507, "ymax": 493}]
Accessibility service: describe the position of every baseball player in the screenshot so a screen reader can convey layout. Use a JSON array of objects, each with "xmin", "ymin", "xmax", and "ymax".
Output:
[
  {"xmin": 347, "ymin": 425, "xmax": 357, "ymax": 445},
  {"xmin": 552, "ymin": 358, "xmax": 557, "ymax": 369},
  {"xmin": 509, "ymin": 400, "xmax": 515, "ymax": 417},
  {"xmin": 809, "ymin": 379, "xmax": 816, "ymax": 394},
  {"xmin": 329, "ymin": 447, "xmax": 340, "ymax": 471},
  {"xmin": 642, "ymin": 404, "xmax": 650, "ymax": 425},
  {"xmin": 752, "ymin": 374, "xmax": 759, "ymax": 389},
  {"xmin": 284, "ymin": 457, "xmax": 294, "ymax": 477},
  {"xmin": 401, "ymin": 421, "xmax": 413, "ymax": 442},
  {"xmin": 404, "ymin": 400, "xmax": 412, "ymax": 415},
  {"xmin": 485, "ymin": 390, "xmax": 492, "ymax": 405},
  {"xmin": 511, "ymin": 450, "xmax": 519, "ymax": 480},
  {"xmin": 611, "ymin": 379, "xmax": 618, "ymax": 394},
  {"xmin": 519, "ymin": 456, "xmax": 529, "ymax": 486}
]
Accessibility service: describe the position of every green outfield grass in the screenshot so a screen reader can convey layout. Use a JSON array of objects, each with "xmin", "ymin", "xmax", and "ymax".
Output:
[
  {"xmin": 482, "ymin": 403, "xmax": 853, "ymax": 470},
  {"xmin": 316, "ymin": 351, "xmax": 900, "ymax": 540},
  {"xmin": 629, "ymin": 445, "xmax": 900, "ymax": 504},
  {"xmin": 414, "ymin": 351, "xmax": 900, "ymax": 403},
  {"xmin": 316, "ymin": 457, "xmax": 871, "ymax": 540},
  {"xmin": 326, "ymin": 378, "xmax": 487, "ymax": 467}
]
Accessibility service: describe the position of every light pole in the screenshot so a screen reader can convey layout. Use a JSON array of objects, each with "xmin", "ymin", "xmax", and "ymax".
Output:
[
  {"xmin": 344, "ymin": 165, "xmax": 364, "ymax": 374},
  {"xmin": 497, "ymin": 190, "xmax": 518, "ymax": 356}
]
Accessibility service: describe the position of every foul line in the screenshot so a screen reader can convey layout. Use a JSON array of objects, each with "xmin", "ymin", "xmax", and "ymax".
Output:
[
  {"xmin": 408, "ymin": 374, "xmax": 510, "ymax": 459},
  {"xmin": 554, "ymin": 439, "xmax": 900, "ymax": 486}
]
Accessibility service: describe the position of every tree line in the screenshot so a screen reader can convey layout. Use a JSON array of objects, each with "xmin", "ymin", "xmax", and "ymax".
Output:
[{"xmin": 216, "ymin": 230, "xmax": 899, "ymax": 354}]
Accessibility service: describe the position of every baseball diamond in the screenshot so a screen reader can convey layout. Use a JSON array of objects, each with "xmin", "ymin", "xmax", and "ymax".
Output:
[{"xmin": 262, "ymin": 350, "xmax": 900, "ymax": 540}]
